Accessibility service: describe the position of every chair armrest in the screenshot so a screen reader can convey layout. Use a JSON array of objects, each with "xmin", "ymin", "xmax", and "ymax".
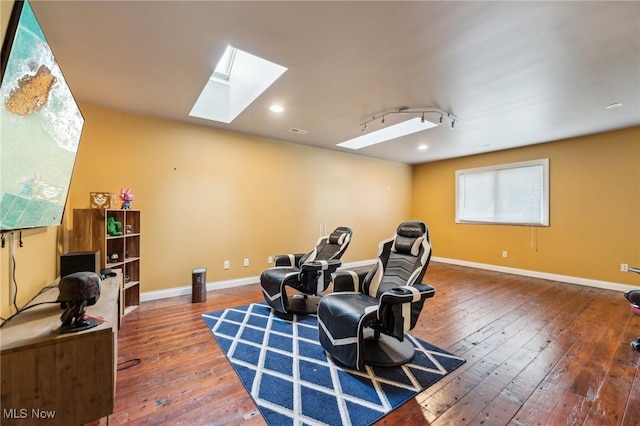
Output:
[
  {"xmin": 377, "ymin": 284, "xmax": 436, "ymax": 339},
  {"xmin": 379, "ymin": 284, "xmax": 435, "ymax": 305},
  {"xmin": 300, "ymin": 259, "xmax": 342, "ymax": 273},
  {"xmin": 333, "ymin": 268, "xmax": 370, "ymax": 293},
  {"xmin": 274, "ymin": 253, "xmax": 305, "ymax": 267},
  {"xmin": 297, "ymin": 260, "xmax": 342, "ymax": 294}
]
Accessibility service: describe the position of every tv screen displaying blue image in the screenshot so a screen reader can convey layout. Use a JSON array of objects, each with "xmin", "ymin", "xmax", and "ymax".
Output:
[{"xmin": 0, "ymin": 0, "xmax": 84, "ymax": 231}]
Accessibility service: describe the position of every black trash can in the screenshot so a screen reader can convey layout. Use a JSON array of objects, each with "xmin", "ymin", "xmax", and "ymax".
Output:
[{"xmin": 192, "ymin": 268, "xmax": 207, "ymax": 303}]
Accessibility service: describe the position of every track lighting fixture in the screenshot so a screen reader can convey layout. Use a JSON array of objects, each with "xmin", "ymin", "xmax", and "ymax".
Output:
[
  {"xmin": 356, "ymin": 107, "xmax": 457, "ymax": 133},
  {"xmin": 338, "ymin": 106, "xmax": 458, "ymax": 150}
]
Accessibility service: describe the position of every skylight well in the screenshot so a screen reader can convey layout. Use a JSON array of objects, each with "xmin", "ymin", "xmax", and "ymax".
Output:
[
  {"xmin": 190, "ymin": 45, "xmax": 287, "ymax": 124},
  {"xmin": 212, "ymin": 45, "xmax": 237, "ymax": 81},
  {"xmin": 337, "ymin": 117, "xmax": 437, "ymax": 150},
  {"xmin": 337, "ymin": 107, "xmax": 457, "ymax": 150}
]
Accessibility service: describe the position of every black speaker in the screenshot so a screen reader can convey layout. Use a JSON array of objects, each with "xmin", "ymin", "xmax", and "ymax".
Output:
[{"xmin": 60, "ymin": 251, "xmax": 100, "ymax": 278}]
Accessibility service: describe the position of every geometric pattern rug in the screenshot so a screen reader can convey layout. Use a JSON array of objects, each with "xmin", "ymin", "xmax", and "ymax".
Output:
[{"xmin": 202, "ymin": 302, "xmax": 465, "ymax": 426}]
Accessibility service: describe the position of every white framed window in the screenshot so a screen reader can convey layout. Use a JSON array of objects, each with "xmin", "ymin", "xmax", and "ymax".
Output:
[{"xmin": 456, "ymin": 159, "xmax": 549, "ymax": 226}]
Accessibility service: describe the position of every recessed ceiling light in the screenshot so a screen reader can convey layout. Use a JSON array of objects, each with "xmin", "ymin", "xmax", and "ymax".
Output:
[
  {"xmin": 605, "ymin": 102, "xmax": 623, "ymax": 109},
  {"xmin": 337, "ymin": 117, "xmax": 437, "ymax": 150},
  {"xmin": 270, "ymin": 105, "xmax": 284, "ymax": 113},
  {"xmin": 417, "ymin": 144, "xmax": 428, "ymax": 150}
]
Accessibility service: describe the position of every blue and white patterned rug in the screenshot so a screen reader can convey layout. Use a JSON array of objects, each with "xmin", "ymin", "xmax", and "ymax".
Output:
[{"xmin": 202, "ymin": 302, "xmax": 464, "ymax": 426}]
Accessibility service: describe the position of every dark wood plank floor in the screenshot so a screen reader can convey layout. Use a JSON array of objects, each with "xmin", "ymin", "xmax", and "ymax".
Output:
[{"xmin": 89, "ymin": 263, "xmax": 640, "ymax": 425}]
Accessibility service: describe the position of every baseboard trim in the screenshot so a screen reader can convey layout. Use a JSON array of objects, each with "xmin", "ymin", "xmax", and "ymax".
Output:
[
  {"xmin": 140, "ymin": 259, "xmax": 377, "ymax": 302},
  {"xmin": 140, "ymin": 276, "xmax": 257, "ymax": 302},
  {"xmin": 141, "ymin": 257, "xmax": 630, "ymax": 302},
  {"xmin": 431, "ymin": 256, "xmax": 631, "ymax": 292}
]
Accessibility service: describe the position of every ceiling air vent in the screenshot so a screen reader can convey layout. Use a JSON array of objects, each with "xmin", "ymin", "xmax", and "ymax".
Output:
[{"xmin": 288, "ymin": 128, "xmax": 309, "ymax": 135}]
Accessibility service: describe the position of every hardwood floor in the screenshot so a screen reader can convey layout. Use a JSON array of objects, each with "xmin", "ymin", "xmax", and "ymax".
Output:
[{"xmin": 90, "ymin": 263, "xmax": 640, "ymax": 425}]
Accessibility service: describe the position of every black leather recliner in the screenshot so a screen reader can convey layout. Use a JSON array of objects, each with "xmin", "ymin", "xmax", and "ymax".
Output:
[
  {"xmin": 260, "ymin": 226, "xmax": 352, "ymax": 314},
  {"xmin": 317, "ymin": 221, "xmax": 434, "ymax": 370}
]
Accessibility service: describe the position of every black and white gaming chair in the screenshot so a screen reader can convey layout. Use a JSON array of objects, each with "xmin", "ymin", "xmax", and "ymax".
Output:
[
  {"xmin": 317, "ymin": 221, "xmax": 434, "ymax": 370},
  {"xmin": 260, "ymin": 227, "xmax": 352, "ymax": 314}
]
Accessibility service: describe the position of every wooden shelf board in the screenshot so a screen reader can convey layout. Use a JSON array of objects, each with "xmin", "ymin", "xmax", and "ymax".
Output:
[
  {"xmin": 124, "ymin": 280, "xmax": 140, "ymax": 290},
  {"xmin": 123, "ymin": 305, "xmax": 139, "ymax": 315}
]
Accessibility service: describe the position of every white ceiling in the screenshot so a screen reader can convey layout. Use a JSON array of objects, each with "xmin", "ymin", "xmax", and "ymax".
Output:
[{"xmin": 27, "ymin": 0, "xmax": 640, "ymax": 164}]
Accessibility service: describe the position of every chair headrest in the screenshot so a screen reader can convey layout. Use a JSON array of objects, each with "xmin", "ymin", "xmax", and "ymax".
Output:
[
  {"xmin": 392, "ymin": 221, "xmax": 426, "ymax": 256},
  {"xmin": 397, "ymin": 221, "xmax": 426, "ymax": 238},
  {"xmin": 328, "ymin": 227, "xmax": 350, "ymax": 245}
]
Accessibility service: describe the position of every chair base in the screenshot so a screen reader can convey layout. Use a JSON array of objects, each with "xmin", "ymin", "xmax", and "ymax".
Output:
[
  {"xmin": 362, "ymin": 330, "xmax": 415, "ymax": 368},
  {"xmin": 632, "ymin": 338, "xmax": 640, "ymax": 352},
  {"xmin": 286, "ymin": 294, "xmax": 321, "ymax": 314}
]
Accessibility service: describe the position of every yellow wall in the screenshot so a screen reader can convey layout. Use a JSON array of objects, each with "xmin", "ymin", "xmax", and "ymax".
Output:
[
  {"xmin": 1, "ymin": 0, "xmax": 14, "ymax": 47},
  {"xmin": 412, "ymin": 127, "xmax": 640, "ymax": 285},
  {"xmin": 0, "ymin": 227, "xmax": 61, "ymax": 319},
  {"xmin": 62, "ymin": 104, "xmax": 412, "ymax": 293}
]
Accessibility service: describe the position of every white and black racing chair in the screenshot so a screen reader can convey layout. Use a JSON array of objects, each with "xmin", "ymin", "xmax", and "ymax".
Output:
[
  {"xmin": 260, "ymin": 226, "xmax": 352, "ymax": 314},
  {"xmin": 317, "ymin": 221, "xmax": 434, "ymax": 370}
]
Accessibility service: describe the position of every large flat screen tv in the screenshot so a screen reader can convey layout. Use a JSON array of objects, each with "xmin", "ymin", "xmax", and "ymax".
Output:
[{"xmin": 0, "ymin": 0, "xmax": 83, "ymax": 231}]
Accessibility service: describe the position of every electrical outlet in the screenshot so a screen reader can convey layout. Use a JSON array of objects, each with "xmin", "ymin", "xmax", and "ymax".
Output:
[
  {"xmin": 244, "ymin": 258, "xmax": 249, "ymax": 267},
  {"xmin": 224, "ymin": 260, "xmax": 230, "ymax": 270},
  {"xmin": 621, "ymin": 263, "xmax": 629, "ymax": 272},
  {"xmin": 502, "ymin": 250, "xmax": 508, "ymax": 258},
  {"xmin": 268, "ymin": 256, "xmax": 273, "ymax": 264}
]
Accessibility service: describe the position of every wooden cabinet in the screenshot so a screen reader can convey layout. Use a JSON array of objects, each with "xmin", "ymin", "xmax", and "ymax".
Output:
[
  {"xmin": 0, "ymin": 271, "xmax": 121, "ymax": 426},
  {"xmin": 73, "ymin": 209, "xmax": 141, "ymax": 316}
]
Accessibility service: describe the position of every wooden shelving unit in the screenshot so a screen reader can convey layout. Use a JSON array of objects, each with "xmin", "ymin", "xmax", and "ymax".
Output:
[{"xmin": 72, "ymin": 208, "xmax": 141, "ymax": 317}]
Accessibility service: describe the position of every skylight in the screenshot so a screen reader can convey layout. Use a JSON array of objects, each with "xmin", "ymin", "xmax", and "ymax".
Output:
[
  {"xmin": 190, "ymin": 45, "xmax": 287, "ymax": 124},
  {"xmin": 337, "ymin": 117, "xmax": 437, "ymax": 150}
]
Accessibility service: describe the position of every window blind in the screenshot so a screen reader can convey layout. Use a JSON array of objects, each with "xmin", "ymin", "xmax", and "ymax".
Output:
[{"xmin": 456, "ymin": 159, "xmax": 549, "ymax": 226}]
